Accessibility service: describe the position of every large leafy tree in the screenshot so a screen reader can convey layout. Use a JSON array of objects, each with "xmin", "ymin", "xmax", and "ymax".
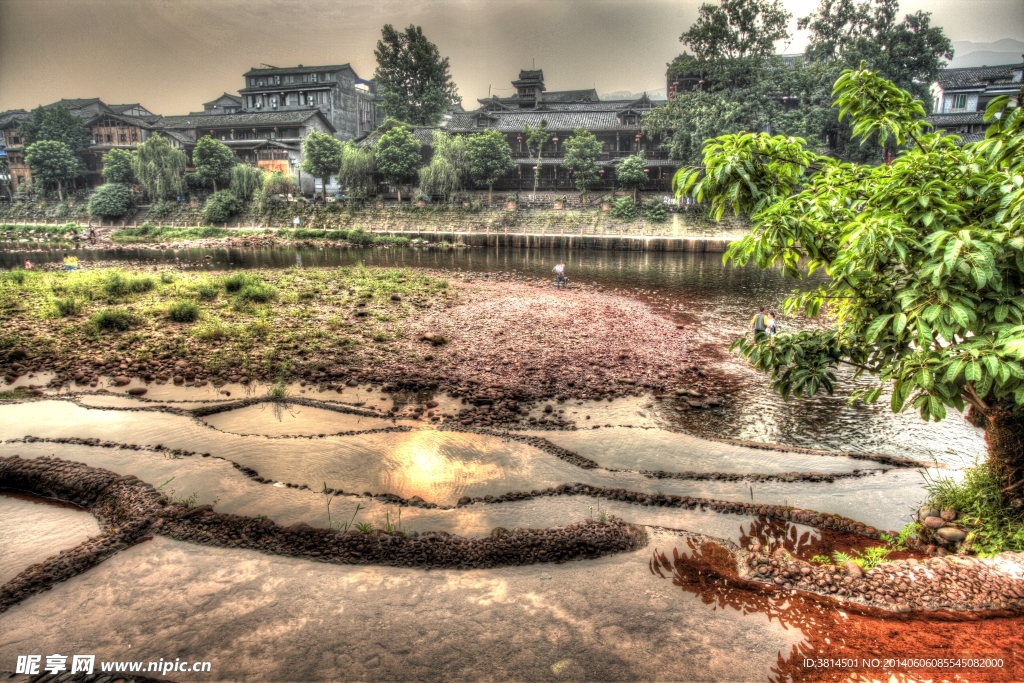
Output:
[
  {"xmin": 19, "ymin": 105, "xmax": 90, "ymax": 152},
  {"xmin": 101, "ymin": 149, "xmax": 135, "ymax": 184},
  {"xmin": 301, "ymin": 131, "xmax": 344, "ymax": 201},
  {"xmin": 24, "ymin": 140, "xmax": 82, "ymax": 201},
  {"xmin": 523, "ymin": 120, "xmax": 549, "ymax": 199},
  {"xmin": 373, "ymin": 24, "xmax": 460, "ymax": 126},
  {"xmin": 418, "ymin": 131, "xmax": 469, "ymax": 199},
  {"xmin": 799, "ymin": 0, "xmax": 953, "ymax": 106},
  {"xmin": 132, "ymin": 134, "xmax": 186, "ymax": 201},
  {"xmin": 563, "ymin": 128, "xmax": 602, "ymax": 202},
  {"xmin": 338, "ymin": 142, "xmax": 377, "ymax": 197},
  {"xmin": 88, "ymin": 182, "xmax": 132, "ymax": 220},
  {"xmin": 615, "ymin": 153, "xmax": 648, "ymax": 202},
  {"xmin": 466, "ymin": 129, "xmax": 514, "ymax": 203},
  {"xmin": 375, "ymin": 123, "xmax": 422, "ymax": 202},
  {"xmin": 674, "ymin": 67, "xmax": 1024, "ymax": 503},
  {"xmin": 680, "ymin": 0, "xmax": 791, "ymax": 61},
  {"xmin": 193, "ymin": 136, "xmax": 237, "ymax": 192}
]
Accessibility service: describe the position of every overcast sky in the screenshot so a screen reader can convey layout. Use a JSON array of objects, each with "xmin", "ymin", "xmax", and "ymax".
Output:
[{"xmin": 1, "ymin": 0, "xmax": 1022, "ymax": 114}]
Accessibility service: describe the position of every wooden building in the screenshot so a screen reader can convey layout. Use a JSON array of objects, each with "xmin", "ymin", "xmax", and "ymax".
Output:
[
  {"xmin": 927, "ymin": 62, "xmax": 1024, "ymax": 143},
  {"xmin": 444, "ymin": 70, "xmax": 676, "ymax": 194},
  {"xmin": 0, "ymin": 109, "xmax": 31, "ymax": 189}
]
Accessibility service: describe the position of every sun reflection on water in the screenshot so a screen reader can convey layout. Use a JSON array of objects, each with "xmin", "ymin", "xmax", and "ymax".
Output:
[{"xmin": 384, "ymin": 430, "xmax": 507, "ymax": 501}]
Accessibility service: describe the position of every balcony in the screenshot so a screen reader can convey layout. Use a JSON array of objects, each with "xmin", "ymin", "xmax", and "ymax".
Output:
[{"xmin": 510, "ymin": 149, "xmax": 671, "ymax": 160}]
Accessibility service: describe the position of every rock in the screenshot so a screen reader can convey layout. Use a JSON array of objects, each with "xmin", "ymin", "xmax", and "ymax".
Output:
[
  {"xmin": 843, "ymin": 560, "xmax": 864, "ymax": 578},
  {"xmin": 127, "ymin": 387, "xmax": 147, "ymax": 396},
  {"xmin": 113, "ymin": 375, "xmax": 130, "ymax": 386},
  {"xmin": 490, "ymin": 526, "xmax": 509, "ymax": 539},
  {"xmin": 935, "ymin": 527, "xmax": 967, "ymax": 543},
  {"xmin": 940, "ymin": 508, "xmax": 957, "ymax": 522},
  {"xmin": 919, "ymin": 506, "xmax": 940, "ymax": 522},
  {"xmin": 923, "ymin": 516, "xmax": 946, "ymax": 529}
]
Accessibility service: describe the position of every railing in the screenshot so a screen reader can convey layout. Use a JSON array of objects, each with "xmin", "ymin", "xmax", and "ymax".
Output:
[{"xmin": 510, "ymin": 149, "xmax": 671, "ymax": 160}]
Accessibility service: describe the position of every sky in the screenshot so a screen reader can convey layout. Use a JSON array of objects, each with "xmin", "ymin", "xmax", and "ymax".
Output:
[{"xmin": 0, "ymin": 0, "xmax": 1022, "ymax": 115}]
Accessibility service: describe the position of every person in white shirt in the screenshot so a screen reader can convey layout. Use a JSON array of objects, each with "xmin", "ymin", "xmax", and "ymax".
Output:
[{"xmin": 552, "ymin": 263, "xmax": 567, "ymax": 290}]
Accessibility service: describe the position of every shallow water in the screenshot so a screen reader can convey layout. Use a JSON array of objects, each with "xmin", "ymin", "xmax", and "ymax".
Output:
[{"xmin": 0, "ymin": 493, "xmax": 100, "ymax": 583}]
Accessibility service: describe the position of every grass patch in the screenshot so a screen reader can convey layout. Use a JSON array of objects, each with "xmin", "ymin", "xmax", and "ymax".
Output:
[
  {"xmin": 110, "ymin": 226, "xmax": 259, "ymax": 243},
  {"xmin": 6, "ymin": 269, "xmax": 27, "ymax": 285},
  {"xmin": 222, "ymin": 273, "xmax": 255, "ymax": 293},
  {"xmin": 54, "ymin": 296, "xmax": 82, "ymax": 317},
  {"xmin": 196, "ymin": 282, "xmax": 220, "ymax": 300},
  {"xmin": 0, "ymin": 387, "xmax": 35, "ymax": 401},
  {"xmin": 193, "ymin": 318, "xmax": 231, "ymax": 341},
  {"xmin": 168, "ymin": 300, "xmax": 200, "ymax": 323},
  {"xmin": 89, "ymin": 307, "xmax": 138, "ymax": 331},
  {"xmin": 104, "ymin": 271, "xmax": 155, "ymax": 298},
  {"xmin": 925, "ymin": 461, "xmax": 1024, "ymax": 556},
  {"xmin": 235, "ymin": 283, "xmax": 277, "ymax": 304}
]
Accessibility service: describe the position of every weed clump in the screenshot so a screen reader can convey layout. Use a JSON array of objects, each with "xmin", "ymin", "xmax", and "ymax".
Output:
[
  {"xmin": 235, "ymin": 283, "xmax": 277, "ymax": 304},
  {"xmin": 926, "ymin": 461, "xmax": 1024, "ymax": 556},
  {"xmin": 222, "ymin": 273, "xmax": 254, "ymax": 293},
  {"xmin": 104, "ymin": 271, "xmax": 154, "ymax": 298},
  {"xmin": 89, "ymin": 307, "xmax": 138, "ymax": 331},
  {"xmin": 6, "ymin": 269, "xmax": 27, "ymax": 285},
  {"xmin": 168, "ymin": 301, "xmax": 200, "ymax": 323},
  {"xmin": 196, "ymin": 282, "xmax": 220, "ymax": 300},
  {"xmin": 54, "ymin": 296, "xmax": 81, "ymax": 317}
]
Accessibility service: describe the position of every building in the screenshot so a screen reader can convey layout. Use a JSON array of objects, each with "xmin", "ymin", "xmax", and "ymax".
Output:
[
  {"xmin": 199, "ymin": 93, "xmax": 243, "ymax": 115},
  {"xmin": 444, "ymin": 69, "xmax": 676, "ymax": 194},
  {"xmin": 157, "ymin": 109, "xmax": 336, "ymax": 192},
  {"xmin": 238, "ymin": 64, "xmax": 382, "ymax": 141},
  {"xmin": 928, "ymin": 62, "xmax": 1024, "ymax": 142},
  {"xmin": 0, "ymin": 109, "xmax": 31, "ymax": 189}
]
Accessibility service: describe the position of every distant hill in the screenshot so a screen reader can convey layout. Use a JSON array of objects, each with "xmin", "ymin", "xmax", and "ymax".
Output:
[
  {"xmin": 949, "ymin": 39, "xmax": 1024, "ymax": 68},
  {"xmin": 600, "ymin": 88, "xmax": 667, "ymax": 101}
]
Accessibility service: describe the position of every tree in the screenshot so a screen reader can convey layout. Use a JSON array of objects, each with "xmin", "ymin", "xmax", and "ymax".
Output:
[
  {"xmin": 373, "ymin": 24, "xmax": 460, "ymax": 126},
  {"xmin": 338, "ymin": 142, "xmax": 377, "ymax": 197},
  {"xmin": 563, "ymin": 128, "xmax": 602, "ymax": 202},
  {"xmin": 418, "ymin": 131, "xmax": 469, "ymax": 199},
  {"xmin": 674, "ymin": 66, "xmax": 1024, "ymax": 503},
  {"xmin": 88, "ymin": 182, "xmax": 132, "ymax": 220},
  {"xmin": 229, "ymin": 164, "xmax": 264, "ymax": 200},
  {"xmin": 301, "ymin": 130, "xmax": 344, "ymax": 201},
  {"xmin": 799, "ymin": 0, "xmax": 953, "ymax": 106},
  {"xmin": 263, "ymin": 171, "xmax": 298, "ymax": 196},
  {"xmin": 19, "ymin": 105, "xmax": 90, "ymax": 152},
  {"xmin": 203, "ymin": 190, "xmax": 243, "ymax": 224},
  {"xmin": 193, "ymin": 136, "xmax": 237, "ymax": 192},
  {"xmin": 615, "ymin": 153, "xmax": 648, "ymax": 202},
  {"xmin": 102, "ymin": 149, "xmax": 135, "ymax": 184},
  {"xmin": 375, "ymin": 124, "xmax": 422, "ymax": 202},
  {"xmin": 680, "ymin": 0, "xmax": 791, "ymax": 61},
  {"xmin": 523, "ymin": 120, "xmax": 549, "ymax": 199},
  {"xmin": 467, "ymin": 130, "xmax": 514, "ymax": 203},
  {"xmin": 133, "ymin": 134, "xmax": 186, "ymax": 201},
  {"xmin": 24, "ymin": 140, "xmax": 81, "ymax": 201}
]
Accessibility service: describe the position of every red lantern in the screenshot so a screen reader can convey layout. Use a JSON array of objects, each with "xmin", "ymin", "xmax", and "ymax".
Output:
[
  {"xmin": 516, "ymin": 135, "xmax": 523, "ymax": 142},
  {"xmin": 598, "ymin": 169, "xmax": 604, "ymax": 176},
  {"xmin": 552, "ymin": 136, "xmax": 559, "ymax": 144},
  {"xmin": 532, "ymin": 166, "xmax": 538, "ymax": 171},
  {"xmin": 644, "ymin": 168, "xmax": 650, "ymax": 174},
  {"xmin": 635, "ymin": 134, "xmax": 642, "ymax": 142}
]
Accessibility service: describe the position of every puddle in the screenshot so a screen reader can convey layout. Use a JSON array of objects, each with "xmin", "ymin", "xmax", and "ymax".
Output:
[
  {"xmin": 533, "ymin": 395, "xmax": 665, "ymax": 428},
  {"xmin": 200, "ymin": 403, "xmax": 406, "ymax": 436},
  {"xmin": 0, "ymin": 493, "xmax": 101, "ymax": 584},
  {"xmin": 529, "ymin": 427, "xmax": 882, "ymax": 474}
]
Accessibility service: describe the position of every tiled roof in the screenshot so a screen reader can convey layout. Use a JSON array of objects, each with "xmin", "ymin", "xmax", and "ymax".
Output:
[
  {"xmin": 202, "ymin": 93, "xmax": 242, "ymax": 106},
  {"xmin": 0, "ymin": 109, "xmax": 29, "ymax": 129},
  {"xmin": 157, "ymin": 109, "xmax": 335, "ymax": 133},
  {"xmin": 448, "ymin": 109, "xmax": 646, "ymax": 133},
  {"xmin": 927, "ymin": 112, "xmax": 986, "ymax": 126},
  {"xmin": 935, "ymin": 64, "xmax": 1022, "ymax": 90},
  {"xmin": 161, "ymin": 129, "xmax": 195, "ymax": 145},
  {"xmin": 243, "ymin": 64, "xmax": 354, "ymax": 77}
]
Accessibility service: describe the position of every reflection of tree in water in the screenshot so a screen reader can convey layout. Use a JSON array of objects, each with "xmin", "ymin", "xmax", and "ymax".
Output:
[
  {"xmin": 739, "ymin": 516, "xmax": 816, "ymax": 558},
  {"xmin": 650, "ymin": 539, "xmax": 1023, "ymax": 683}
]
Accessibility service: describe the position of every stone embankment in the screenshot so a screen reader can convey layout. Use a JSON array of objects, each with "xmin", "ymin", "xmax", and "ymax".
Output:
[{"xmin": 0, "ymin": 455, "xmax": 647, "ymax": 613}]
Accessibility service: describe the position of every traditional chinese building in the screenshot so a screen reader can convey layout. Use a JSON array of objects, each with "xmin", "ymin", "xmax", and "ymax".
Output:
[
  {"xmin": 444, "ymin": 70, "xmax": 676, "ymax": 194},
  {"xmin": 238, "ymin": 63, "xmax": 382, "ymax": 141},
  {"xmin": 0, "ymin": 109, "xmax": 31, "ymax": 189},
  {"xmin": 927, "ymin": 62, "xmax": 1024, "ymax": 142}
]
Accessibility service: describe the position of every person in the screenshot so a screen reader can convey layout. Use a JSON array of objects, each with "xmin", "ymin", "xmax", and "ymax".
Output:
[
  {"xmin": 552, "ymin": 262, "xmax": 567, "ymax": 290},
  {"xmin": 88, "ymin": 226, "xmax": 97, "ymax": 244},
  {"xmin": 23, "ymin": 259, "xmax": 33, "ymax": 270},
  {"xmin": 62, "ymin": 253, "xmax": 73, "ymax": 272},
  {"xmin": 750, "ymin": 307, "xmax": 768, "ymax": 341},
  {"xmin": 766, "ymin": 311, "xmax": 777, "ymax": 337}
]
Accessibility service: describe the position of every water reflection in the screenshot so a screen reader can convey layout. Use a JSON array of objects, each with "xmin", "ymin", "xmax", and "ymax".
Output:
[
  {"xmin": 383, "ymin": 429, "xmax": 505, "ymax": 501},
  {"xmin": 650, "ymin": 542, "xmax": 1023, "ymax": 682}
]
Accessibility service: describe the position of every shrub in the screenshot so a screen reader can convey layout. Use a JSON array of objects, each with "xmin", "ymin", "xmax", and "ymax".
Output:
[
  {"xmin": 159, "ymin": 271, "xmax": 175, "ymax": 284},
  {"xmin": 347, "ymin": 228, "xmax": 375, "ymax": 246},
  {"xmin": 235, "ymin": 283, "xmax": 277, "ymax": 304},
  {"xmin": 610, "ymin": 196, "xmax": 638, "ymax": 221},
  {"xmin": 54, "ymin": 296, "xmax": 81, "ymax": 316},
  {"xmin": 89, "ymin": 308, "xmax": 138, "ymax": 331},
  {"xmin": 222, "ymin": 272, "xmax": 254, "ymax": 293},
  {"xmin": 263, "ymin": 171, "xmax": 298, "ymax": 196},
  {"xmin": 104, "ymin": 271, "xmax": 155, "ymax": 298},
  {"xmin": 203, "ymin": 190, "xmax": 243, "ymax": 224},
  {"xmin": 151, "ymin": 199, "xmax": 178, "ymax": 219},
  {"xmin": 196, "ymin": 282, "xmax": 219, "ymax": 300},
  {"xmin": 168, "ymin": 300, "xmax": 200, "ymax": 323},
  {"xmin": 89, "ymin": 183, "xmax": 133, "ymax": 220},
  {"xmin": 642, "ymin": 198, "xmax": 669, "ymax": 223}
]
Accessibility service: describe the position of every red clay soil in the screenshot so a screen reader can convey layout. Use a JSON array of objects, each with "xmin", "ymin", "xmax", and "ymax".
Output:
[
  {"xmin": 651, "ymin": 541, "xmax": 1024, "ymax": 683},
  {"xmin": 396, "ymin": 279, "xmax": 708, "ymax": 402}
]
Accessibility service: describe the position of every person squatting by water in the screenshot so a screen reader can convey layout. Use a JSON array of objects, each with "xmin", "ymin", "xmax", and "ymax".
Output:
[
  {"xmin": 553, "ymin": 262, "xmax": 567, "ymax": 290},
  {"xmin": 750, "ymin": 307, "xmax": 768, "ymax": 341},
  {"xmin": 62, "ymin": 253, "xmax": 78, "ymax": 272}
]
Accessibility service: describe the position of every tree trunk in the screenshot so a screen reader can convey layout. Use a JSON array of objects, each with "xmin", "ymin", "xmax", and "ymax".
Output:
[
  {"xmin": 212, "ymin": 179, "xmax": 218, "ymax": 193},
  {"xmin": 57, "ymin": 180, "xmax": 64, "ymax": 202},
  {"xmin": 488, "ymin": 184, "xmax": 493, "ymax": 204},
  {"xmin": 981, "ymin": 407, "xmax": 1024, "ymax": 503}
]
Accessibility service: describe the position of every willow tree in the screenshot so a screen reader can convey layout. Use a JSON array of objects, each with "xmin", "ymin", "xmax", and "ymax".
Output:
[
  {"xmin": 418, "ymin": 131, "xmax": 468, "ymax": 199},
  {"xmin": 132, "ymin": 134, "xmax": 186, "ymax": 201},
  {"xmin": 675, "ymin": 67, "xmax": 1024, "ymax": 504},
  {"xmin": 523, "ymin": 119, "xmax": 549, "ymax": 199},
  {"xmin": 338, "ymin": 142, "xmax": 377, "ymax": 197}
]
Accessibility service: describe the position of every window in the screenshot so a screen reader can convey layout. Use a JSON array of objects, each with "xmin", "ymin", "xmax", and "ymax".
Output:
[
  {"xmin": 119, "ymin": 134, "xmax": 127, "ymax": 142},
  {"xmin": 131, "ymin": 131, "xmax": 138, "ymax": 141},
  {"xmin": 953, "ymin": 94, "xmax": 967, "ymax": 110},
  {"xmin": 105, "ymin": 134, "xmax": 112, "ymax": 143},
  {"xmin": 10, "ymin": 136, "xmax": 19, "ymax": 144},
  {"xmin": 275, "ymin": 75, "xmax": 281, "ymax": 85}
]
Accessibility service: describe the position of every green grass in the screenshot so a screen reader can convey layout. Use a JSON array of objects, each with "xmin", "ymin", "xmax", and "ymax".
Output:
[
  {"xmin": 0, "ymin": 387, "xmax": 36, "ymax": 401},
  {"xmin": 89, "ymin": 307, "xmax": 138, "ymax": 331},
  {"xmin": 110, "ymin": 226, "xmax": 261, "ymax": 243},
  {"xmin": 925, "ymin": 461, "xmax": 1024, "ymax": 556},
  {"xmin": 104, "ymin": 271, "xmax": 155, "ymax": 298},
  {"xmin": 235, "ymin": 283, "xmax": 277, "ymax": 304},
  {"xmin": 54, "ymin": 296, "xmax": 81, "ymax": 317},
  {"xmin": 168, "ymin": 301, "xmax": 200, "ymax": 323},
  {"xmin": 222, "ymin": 273, "xmax": 255, "ymax": 293},
  {"xmin": 196, "ymin": 282, "xmax": 220, "ymax": 300}
]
